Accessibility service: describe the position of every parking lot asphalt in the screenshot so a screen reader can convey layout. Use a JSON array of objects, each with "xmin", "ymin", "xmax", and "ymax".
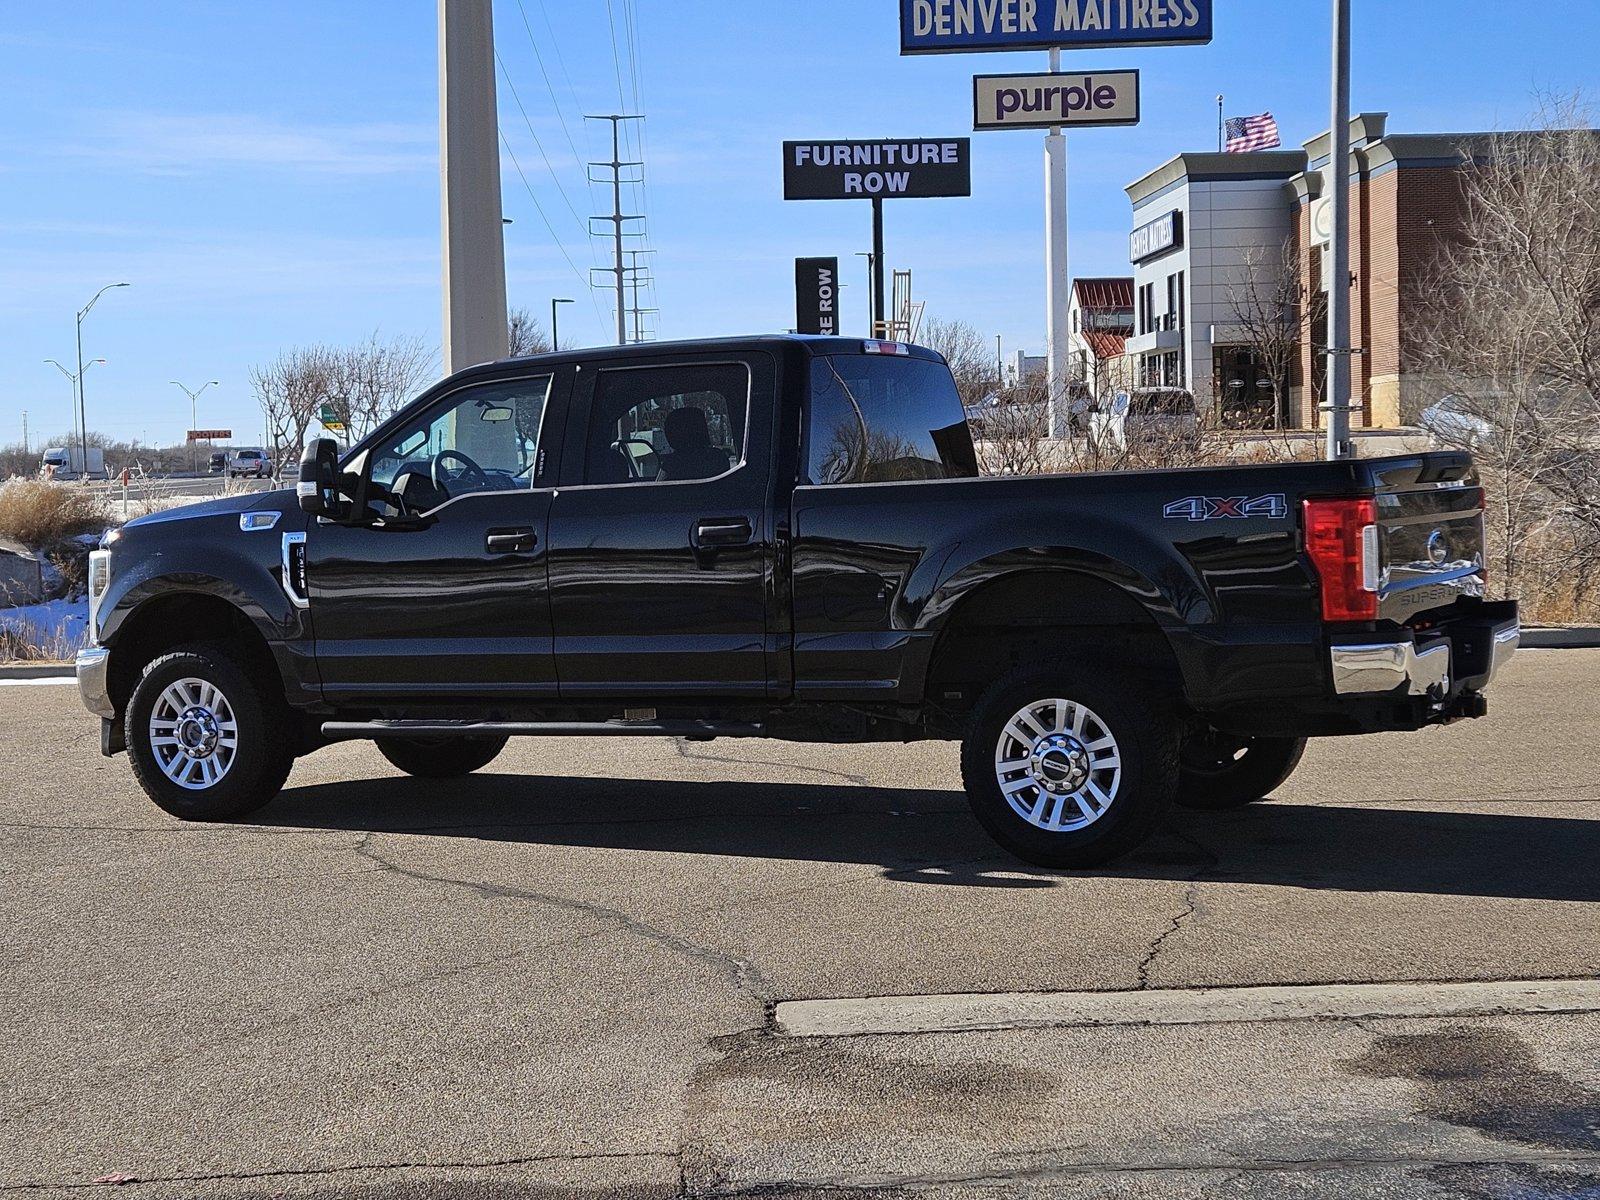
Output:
[{"xmin": 2, "ymin": 650, "xmax": 1597, "ymax": 1198}]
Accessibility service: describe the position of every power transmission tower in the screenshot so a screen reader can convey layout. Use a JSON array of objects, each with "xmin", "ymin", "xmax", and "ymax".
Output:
[
  {"xmin": 586, "ymin": 114, "xmax": 646, "ymax": 345},
  {"xmin": 624, "ymin": 249, "xmax": 658, "ymax": 344}
]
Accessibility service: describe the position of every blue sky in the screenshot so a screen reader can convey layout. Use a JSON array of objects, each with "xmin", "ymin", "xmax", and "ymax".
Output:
[{"xmin": 2, "ymin": 0, "xmax": 1597, "ymax": 447}]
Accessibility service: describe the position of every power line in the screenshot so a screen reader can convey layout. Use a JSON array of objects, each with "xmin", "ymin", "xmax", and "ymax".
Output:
[
  {"xmin": 499, "ymin": 128, "xmax": 606, "ymax": 329},
  {"xmin": 509, "ymin": 0, "xmax": 586, "ymax": 175},
  {"xmin": 494, "ymin": 50, "xmax": 589, "ymax": 237}
]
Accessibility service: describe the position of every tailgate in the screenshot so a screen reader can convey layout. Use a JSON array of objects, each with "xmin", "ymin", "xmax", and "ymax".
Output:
[{"xmin": 1367, "ymin": 455, "xmax": 1486, "ymax": 624}]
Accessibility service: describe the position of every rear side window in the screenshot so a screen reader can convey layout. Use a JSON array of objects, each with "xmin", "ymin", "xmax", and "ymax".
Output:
[
  {"xmin": 806, "ymin": 355, "xmax": 979, "ymax": 485},
  {"xmin": 581, "ymin": 363, "xmax": 749, "ymax": 485}
]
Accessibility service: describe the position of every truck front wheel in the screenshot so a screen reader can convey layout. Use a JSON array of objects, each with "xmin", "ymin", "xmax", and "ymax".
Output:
[
  {"xmin": 125, "ymin": 645, "xmax": 294, "ymax": 821},
  {"xmin": 376, "ymin": 736, "xmax": 509, "ymax": 778},
  {"xmin": 1176, "ymin": 732, "xmax": 1306, "ymax": 810},
  {"xmin": 960, "ymin": 664, "xmax": 1177, "ymax": 869}
]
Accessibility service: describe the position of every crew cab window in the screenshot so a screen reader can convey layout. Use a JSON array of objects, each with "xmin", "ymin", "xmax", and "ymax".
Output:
[
  {"xmin": 582, "ymin": 363, "xmax": 748, "ymax": 485},
  {"xmin": 368, "ymin": 376, "xmax": 551, "ymax": 514},
  {"xmin": 806, "ymin": 355, "xmax": 979, "ymax": 485}
]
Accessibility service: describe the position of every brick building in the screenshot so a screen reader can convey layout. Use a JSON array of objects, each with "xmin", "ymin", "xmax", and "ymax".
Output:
[
  {"xmin": 1124, "ymin": 113, "xmax": 1510, "ymax": 429},
  {"xmin": 1288, "ymin": 113, "xmax": 1485, "ymax": 428}
]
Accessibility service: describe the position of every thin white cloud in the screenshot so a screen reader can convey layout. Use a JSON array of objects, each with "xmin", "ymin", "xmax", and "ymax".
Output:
[{"xmin": 57, "ymin": 111, "xmax": 435, "ymax": 177}]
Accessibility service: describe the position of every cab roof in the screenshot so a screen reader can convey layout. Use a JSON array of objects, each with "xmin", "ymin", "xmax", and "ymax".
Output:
[{"xmin": 452, "ymin": 334, "xmax": 947, "ymax": 382}]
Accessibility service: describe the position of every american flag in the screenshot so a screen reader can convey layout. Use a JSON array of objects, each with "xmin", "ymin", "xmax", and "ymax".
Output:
[{"xmin": 1224, "ymin": 112, "xmax": 1281, "ymax": 153}]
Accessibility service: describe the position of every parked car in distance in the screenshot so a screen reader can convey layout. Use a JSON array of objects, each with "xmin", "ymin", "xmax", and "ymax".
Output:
[
  {"xmin": 208, "ymin": 451, "xmax": 228, "ymax": 474},
  {"xmin": 76, "ymin": 335, "xmax": 1518, "ymax": 870},
  {"xmin": 1421, "ymin": 395, "xmax": 1495, "ymax": 451},
  {"xmin": 1090, "ymin": 387, "xmax": 1201, "ymax": 454},
  {"xmin": 227, "ymin": 448, "xmax": 272, "ymax": 479}
]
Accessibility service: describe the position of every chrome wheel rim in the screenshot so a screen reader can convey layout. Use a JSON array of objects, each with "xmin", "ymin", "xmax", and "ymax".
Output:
[
  {"xmin": 994, "ymin": 697, "xmax": 1122, "ymax": 832},
  {"xmin": 149, "ymin": 677, "xmax": 238, "ymax": 790}
]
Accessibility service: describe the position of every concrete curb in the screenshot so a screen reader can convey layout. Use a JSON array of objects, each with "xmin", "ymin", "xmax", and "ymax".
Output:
[
  {"xmin": 1522, "ymin": 627, "xmax": 1600, "ymax": 649},
  {"xmin": 0, "ymin": 663, "xmax": 74, "ymax": 680}
]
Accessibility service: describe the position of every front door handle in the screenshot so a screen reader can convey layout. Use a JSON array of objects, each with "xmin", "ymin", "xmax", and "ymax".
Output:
[
  {"xmin": 486, "ymin": 527, "xmax": 538, "ymax": 554},
  {"xmin": 693, "ymin": 517, "xmax": 753, "ymax": 548}
]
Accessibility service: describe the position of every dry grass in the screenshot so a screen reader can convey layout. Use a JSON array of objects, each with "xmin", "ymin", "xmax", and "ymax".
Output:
[
  {"xmin": 0, "ymin": 479, "xmax": 108, "ymax": 548},
  {"xmin": 0, "ymin": 619, "xmax": 83, "ymax": 664}
]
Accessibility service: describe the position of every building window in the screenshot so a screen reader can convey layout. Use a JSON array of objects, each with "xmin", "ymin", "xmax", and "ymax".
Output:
[{"xmin": 1176, "ymin": 270, "xmax": 1185, "ymax": 332}]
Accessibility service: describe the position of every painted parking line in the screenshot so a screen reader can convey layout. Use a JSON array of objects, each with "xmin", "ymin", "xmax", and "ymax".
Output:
[
  {"xmin": 0, "ymin": 676, "xmax": 76, "ymax": 687},
  {"xmin": 775, "ymin": 978, "xmax": 1600, "ymax": 1038}
]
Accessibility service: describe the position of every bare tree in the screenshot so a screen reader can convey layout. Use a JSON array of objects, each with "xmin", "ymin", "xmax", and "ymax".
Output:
[
  {"xmin": 919, "ymin": 316, "xmax": 995, "ymax": 408},
  {"xmin": 324, "ymin": 333, "xmax": 436, "ymax": 441},
  {"xmin": 1412, "ymin": 98, "xmax": 1600, "ymax": 616},
  {"xmin": 1221, "ymin": 238, "xmax": 1324, "ymax": 430},
  {"xmin": 252, "ymin": 345, "xmax": 337, "ymax": 472},
  {"xmin": 508, "ymin": 307, "xmax": 553, "ymax": 358}
]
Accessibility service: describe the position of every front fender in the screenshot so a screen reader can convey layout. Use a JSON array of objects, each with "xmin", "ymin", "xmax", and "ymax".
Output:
[{"xmin": 99, "ymin": 540, "xmax": 308, "ymax": 647}]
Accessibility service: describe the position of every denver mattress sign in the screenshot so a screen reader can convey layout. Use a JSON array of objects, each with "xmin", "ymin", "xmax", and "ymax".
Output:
[{"xmin": 900, "ymin": 0, "xmax": 1213, "ymax": 53}]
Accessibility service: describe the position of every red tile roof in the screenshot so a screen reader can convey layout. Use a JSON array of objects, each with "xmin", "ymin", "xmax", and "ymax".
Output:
[
  {"xmin": 1072, "ymin": 277, "xmax": 1134, "ymax": 310},
  {"xmin": 1084, "ymin": 331, "xmax": 1127, "ymax": 360}
]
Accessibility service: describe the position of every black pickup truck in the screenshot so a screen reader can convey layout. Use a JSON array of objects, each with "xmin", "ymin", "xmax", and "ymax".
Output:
[{"xmin": 77, "ymin": 335, "xmax": 1519, "ymax": 867}]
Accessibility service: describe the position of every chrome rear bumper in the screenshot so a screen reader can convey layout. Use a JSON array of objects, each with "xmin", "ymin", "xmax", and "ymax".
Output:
[{"xmin": 1331, "ymin": 617, "xmax": 1520, "ymax": 698}]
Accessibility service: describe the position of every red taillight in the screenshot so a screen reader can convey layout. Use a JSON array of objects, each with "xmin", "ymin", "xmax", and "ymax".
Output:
[{"xmin": 1304, "ymin": 497, "xmax": 1379, "ymax": 622}]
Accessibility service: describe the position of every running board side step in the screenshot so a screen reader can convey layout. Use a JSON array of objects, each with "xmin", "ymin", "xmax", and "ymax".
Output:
[{"xmin": 320, "ymin": 719, "xmax": 766, "ymax": 741}]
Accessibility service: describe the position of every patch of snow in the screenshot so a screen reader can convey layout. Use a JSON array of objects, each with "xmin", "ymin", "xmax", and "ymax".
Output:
[{"xmin": 0, "ymin": 597, "xmax": 90, "ymax": 659}]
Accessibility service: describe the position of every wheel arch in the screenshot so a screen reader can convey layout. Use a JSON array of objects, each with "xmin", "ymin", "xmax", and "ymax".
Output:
[
  {"xmin": 909, "ymin": 565, "xmax": 1190, "ymax": 729},
  {"xmin": 104, "ymin": 589, "xmax": 284, "ymax": 715}
]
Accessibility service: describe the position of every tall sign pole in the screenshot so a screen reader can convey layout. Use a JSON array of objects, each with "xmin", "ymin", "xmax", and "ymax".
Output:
[
  {"xmin": 439, "ymin": 0, "xmax": 509, "ymax": 375},
  {"xmin": 1324, "ymin": 0, "xmax": 1354, "ymax": 460},
  {"xmin": 899, "ymin": 0, "xmax": 1209, "ymax": 434},
  {"xmin": 1044, "ymin": 47, "xmax": 1070, "ymax": 439}
]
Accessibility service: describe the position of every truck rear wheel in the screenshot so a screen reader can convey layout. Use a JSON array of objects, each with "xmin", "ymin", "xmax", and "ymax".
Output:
[
  {"xmin": 960, "ymin": 663, "xmax": 1177, "ymax": 869},
  {"xmin": 125, "ymin": 644, "xmax": 294, "ymax": 821},
  {"xmin": 1176, "ymin": 732, "xmax": 1306, "ymax": 810},
  {"xmin": 376, "ymin": 736, "xmax": 509, "ymax": 779}
]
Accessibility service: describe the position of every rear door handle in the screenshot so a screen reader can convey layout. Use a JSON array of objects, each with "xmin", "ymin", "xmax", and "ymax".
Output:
[
  {"xmin": 693, "ymin": 517, "xmax": 753, "ymax": 548},
  {"xmin": 486, "ymin": 527, "xmax": 538, "ymax": 554}
]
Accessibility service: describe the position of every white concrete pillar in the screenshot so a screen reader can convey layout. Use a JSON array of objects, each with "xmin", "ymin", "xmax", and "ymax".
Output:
[{"xmin": 439, "ymin": 0, "xmax": 509, "ymax": 375}]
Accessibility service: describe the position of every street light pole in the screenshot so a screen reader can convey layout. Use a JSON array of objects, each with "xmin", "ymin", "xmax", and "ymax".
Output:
[
  {"xmin": 171, "ymin": 380, "xmax": 220, "ymax": 472},
  {"xmin": 46, "ymin": 358, "xmax": 105, "ymax": 465},
  {"xmin": 75, "ymin": 282, "xmax": 129, "ymax": 473},
  {"xmin": 551, "ymin": 298, "xmax": 575, "ymax": 352},
  {"xmin": 854, "ymin": 251, "xmax": 875, "ymax": 335},
  {"xmin": 1323, "ymin": 0, "xmax": 1354, "ymax": 460}
]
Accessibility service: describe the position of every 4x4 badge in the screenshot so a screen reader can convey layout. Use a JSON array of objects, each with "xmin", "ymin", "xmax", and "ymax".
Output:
[{"xmin": 1164, "ymin": 494, "xmax": 1289, "ymax": 522}]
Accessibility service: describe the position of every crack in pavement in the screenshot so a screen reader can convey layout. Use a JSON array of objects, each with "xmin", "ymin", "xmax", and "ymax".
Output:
[
  {"xmin": 0, "ymin": 1148, "xmax": 680, "ymax": 1194},
  {"xmin": 351, "ymin": 831, "xmax": 775, "ymax": 1005},
  {"xmin": 1134, "ymin": 880, "xmax": 1200, "ymax": 989},
  {"xmin": 673, "ymin": 738, "xmax": 876, "ymax": 789}
]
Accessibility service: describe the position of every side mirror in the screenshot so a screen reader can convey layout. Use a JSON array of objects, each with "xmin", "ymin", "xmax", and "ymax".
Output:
[{"xmin": 298, "ymin": 437, "xmax": 342, "ymax": 518}]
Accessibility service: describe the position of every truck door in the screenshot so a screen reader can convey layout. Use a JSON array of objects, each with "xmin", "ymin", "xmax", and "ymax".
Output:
[
  {"xmin": 545, "ymin": 352, "xmax": 782, "ymax": 699},
  {"xmin": 304, "ymin": 368, "xmax": 566, "ymax": 702}
]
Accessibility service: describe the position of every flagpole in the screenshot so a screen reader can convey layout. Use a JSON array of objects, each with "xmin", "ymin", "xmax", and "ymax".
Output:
[{"xmin": 1216, "ymin": 95, "xmax": 1224, "ymax": 151}]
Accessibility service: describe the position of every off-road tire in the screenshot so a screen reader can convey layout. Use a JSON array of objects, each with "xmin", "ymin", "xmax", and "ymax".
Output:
[
  {"xmin": 1177, "ymin": 733, "xmax": 1306, "ymax": 810},
  {"xmin": 125, "ymin": 643, "xmax": 294, "ymax": 821},
  {"xmin": 960, "ymin": 662, "xmax": 1178, "ymax": 869},
  {"xmin": 376, "ymin": 736, "xmax": 509, "ymax": 778}
]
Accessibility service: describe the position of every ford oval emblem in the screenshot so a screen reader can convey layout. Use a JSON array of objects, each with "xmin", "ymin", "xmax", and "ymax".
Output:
[{"xmin": 1427, "ymin": 529, "xmax": 1450, "ymax": 565}]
